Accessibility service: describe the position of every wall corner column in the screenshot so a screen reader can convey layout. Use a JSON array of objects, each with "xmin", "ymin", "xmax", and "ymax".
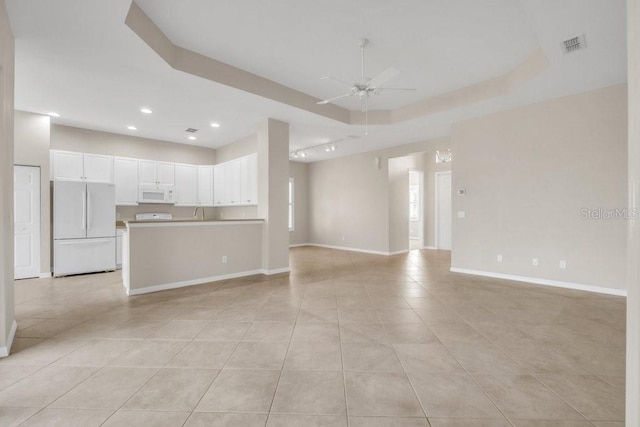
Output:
[
  {"xmin": 627, "ymin": 0, "xmax": 640, "ymax": 423},
  {"xmin": 257, "ymin": 118, "xmax": 290, "ymax": 273}
]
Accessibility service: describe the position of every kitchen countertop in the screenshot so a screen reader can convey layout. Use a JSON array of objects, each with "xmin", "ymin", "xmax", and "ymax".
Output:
[{"xmin": 123, "ymin": 218, "xmax": 264, "ymax": 224}]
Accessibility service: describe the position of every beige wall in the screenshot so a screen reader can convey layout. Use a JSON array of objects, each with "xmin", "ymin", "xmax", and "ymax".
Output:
[
  {"xmin": 126, "ymin": 222, "xmax": 263, "ymax": 292},
  {"xmin": 257, "ymin": 119, "xmax": 290, "ymax": 272},
  {"xmin": 289, "ymin": 161, "xmax": 309, "ymax": 245},
  {"xmin": 14, "ymin": 111, "xmax": 51, "ymax": 275},
  {"xmin": 0, "ymin": 0, "xmax": 15, "ymax": 355},
  {"xmin": 627, "ymin": 0, "xmax": 639, "ymax": 421},
  {"xmin": 451, "ymin": 84, "xmax": 627, "ymax": 291},
  {"xmin": 308, "ymin": 139, "xmax": 447, "ymax": 254}
]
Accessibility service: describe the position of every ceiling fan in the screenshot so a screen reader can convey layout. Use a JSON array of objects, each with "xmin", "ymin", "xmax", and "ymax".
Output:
[{"xmin": 317, "ymin": 38, "xmax": 416, "ymax": 134}]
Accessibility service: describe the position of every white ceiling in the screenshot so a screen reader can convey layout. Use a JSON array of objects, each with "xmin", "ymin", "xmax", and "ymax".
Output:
[{"xmin": 6, "ymin": 0, "xmax": 627, "ymax": 162}]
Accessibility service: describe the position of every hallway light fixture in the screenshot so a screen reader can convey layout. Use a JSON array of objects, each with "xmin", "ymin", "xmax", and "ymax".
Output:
[{"xmin": 436, "ymin": 149, "xmax": 452, "ymax": 163}]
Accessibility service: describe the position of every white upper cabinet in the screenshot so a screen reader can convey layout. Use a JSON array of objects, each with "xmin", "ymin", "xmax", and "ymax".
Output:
[
  {"xmin": 138, "ymin": 160, "xmax": 175, "ymax": 187},
  {"xmin": 197, "ymin": 165, "xmax": 214, "ymax": 207},
  {"xmin": 114, "ymin": 157, "xmax": 139, "ymax": 206},
  {"xmin": 213, "ymin": 154, "xmax": 258, "ymax": 207},
  {"xmin": 175, "ymin": 163, "xmax": 198, "ymax": 206},
  {"xmin": 51, "ymin": 150, "xmax": 113, "ymax": 183}
]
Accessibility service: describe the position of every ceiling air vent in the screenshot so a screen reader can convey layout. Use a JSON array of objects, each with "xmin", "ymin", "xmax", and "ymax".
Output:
[
  {"xmin": 561, "ymin": 34, "xmax": 586, "ymax": 54},
  {"xmin": 185, "ymin": 128, "xmax": 198, "ymax": 133}
]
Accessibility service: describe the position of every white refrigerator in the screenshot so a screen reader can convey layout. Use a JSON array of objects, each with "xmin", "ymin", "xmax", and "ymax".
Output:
[{"xmin": 54, "ymin": 181, "xmax": 116, "ymax": 276}]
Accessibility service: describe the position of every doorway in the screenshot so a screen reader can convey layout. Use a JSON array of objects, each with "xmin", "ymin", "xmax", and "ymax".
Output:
[
  {"xmin": 409, "ymin": 170, "xmax": 423, "ymax": 250},
  {"xmin": 14, "ymin": 165, "xmax": 41, "ymax": 279},
  {"xmin": 435, "ymin": 171, "xmax": 452, "ymax": 250}
]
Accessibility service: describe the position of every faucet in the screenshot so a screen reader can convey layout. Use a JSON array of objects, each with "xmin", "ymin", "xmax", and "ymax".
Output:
[{"xmin": 193, "ymin": 206, "xmax": 205, "ymax": 220}]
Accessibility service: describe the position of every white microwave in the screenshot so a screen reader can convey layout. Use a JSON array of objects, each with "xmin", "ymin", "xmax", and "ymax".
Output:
[{"xmin": 138, "ymin": 185, "xmax": 176, "ymax": 204}]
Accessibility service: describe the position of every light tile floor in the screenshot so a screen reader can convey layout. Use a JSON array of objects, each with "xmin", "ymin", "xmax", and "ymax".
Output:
[{"xmin": 0, "ymin": 247, "xmax": 626, "ymax": 426}]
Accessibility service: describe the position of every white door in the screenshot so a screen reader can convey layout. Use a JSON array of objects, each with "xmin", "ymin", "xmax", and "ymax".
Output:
[
  {"xmin": 436, "ymin": 172, "xmax": 452, "ymax": 250},
  {"xmin": 86, "ymin": 183, "xmax": 116, "ymax": 238},
  {"xmin": 14, "ymin": 166, "xmax": 41, "ymax": 279}
]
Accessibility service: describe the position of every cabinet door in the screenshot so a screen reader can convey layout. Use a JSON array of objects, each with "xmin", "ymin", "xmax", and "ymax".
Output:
[
  {"xmin": 138, "ymin": 160, "xmax": 157, "ymax": 186},
  {"xmin": 83, "ymin": 153, "xmax": 114, "ymax": 183},
  {"xmin": 242, "ymin": 154, "xmax": 258, "ymax": 205},
  {"xmin": 156, "ymin": 162, "xmax": 175, "ymax": 186},
  {"xmin": 52, "ymin": 150, "xmax": 84, "ymax": 181},
  {"xmin": 175, "ymin": 163, "xmax": 198, "ymax": 206},
  {"xmin": 213, "ymin": 164, "xmax": 226, "ymax": 206},
  {"xmin": 114, "ymin": 157, "xmax": 138, "ymax": 205},
  {"xmin": 197, "ymin": 165, "xmax": 214, "ymax": 207},
  {"xmin": 226, "ymin": 159, "xmax": 242, "ymax": 205}
]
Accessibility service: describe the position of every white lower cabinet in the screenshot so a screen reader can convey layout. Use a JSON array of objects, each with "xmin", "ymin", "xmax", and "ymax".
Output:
[{"xmin": 116, "ymin": 229, "xmax": 124, "ymax": 269}]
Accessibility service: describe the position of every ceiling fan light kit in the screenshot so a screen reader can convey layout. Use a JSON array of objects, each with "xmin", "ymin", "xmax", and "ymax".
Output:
[{"xmin": 317, "ymin": 38, "xmax": 416, "ymax": 136}]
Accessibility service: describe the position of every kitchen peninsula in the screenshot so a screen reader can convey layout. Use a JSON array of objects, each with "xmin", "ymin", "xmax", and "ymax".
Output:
[{"xmin": 122, "ymin": 219, "xmax": 265, "ymax": 295}]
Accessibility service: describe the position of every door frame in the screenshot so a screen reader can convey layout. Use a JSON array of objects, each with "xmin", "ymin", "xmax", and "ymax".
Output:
[
  {"xmin": 434, "ymin": 170, "xmax": 452, "ymax": 250},
  {"xmin": 14, "ymin": 164, "xmax": 41, "ymax": 279},
  {"xmin": 408, "ymin": 169, "xmax": 424, "ymax": 250}
]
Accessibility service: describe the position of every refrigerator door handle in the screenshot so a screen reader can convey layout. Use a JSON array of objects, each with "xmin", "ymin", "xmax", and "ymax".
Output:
[
  {"xmin": 87, "ymin": 191, "xmax": 91, "ymax": 230},
  {"xmin": 81, "ymin": 191, "xmax": 86, "ymax": 230}
]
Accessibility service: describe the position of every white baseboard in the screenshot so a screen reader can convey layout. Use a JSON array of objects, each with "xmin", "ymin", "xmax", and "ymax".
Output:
[
  {"xmin": 450, "ymin": 267, "xmax": 627, "ymax": 297},
  {"xmin": 304, "ymin": 243, "xmax": 397, "ymax": 256},
  {"xmin": 422, "ymin": 246, "xmax": 437, "ymax": 250},
  {"xmin": 388, "ymin": 249, "xmax": 410, "ymax": 255},
  {"xmin": 0, "ymin": 320, "xmax": 18, "ymax": 358},
  {"xmin": 39, "ymin": 272, "xmax": 52, "ymax": 279},
  {"xmin": 263, "ymin": 267, "xmax": 290, "ymax": 275},
  {"xmin": 289, "ymin": 243, "xmax": 310, "ymax": 248},
  {"xmin": 127, "ymin": 267, "xmax": 291, "ymax": 296}
]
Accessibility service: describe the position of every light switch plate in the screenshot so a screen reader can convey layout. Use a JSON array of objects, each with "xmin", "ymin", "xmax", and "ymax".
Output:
[{"xmin": 457, "ymin": 211, "xmax": 465, "ymax": 219}]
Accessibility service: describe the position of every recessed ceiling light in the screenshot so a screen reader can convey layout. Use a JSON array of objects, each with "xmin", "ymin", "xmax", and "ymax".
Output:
[
  {"xmin": 300, "ymin": 152, "xmax": 306, "ymax": 158},
  {"xmin": 140, "ymin": 107, "xmax": 152, "ymax": 114},
  {"xmin": 48, "ymin": 112, "xmax": 60, "ymax": 117},
  {"xmin": 127, "ymin": 125, "xmax": 137, "ymax": 130},
  {"xmin": 210, "ymin": 122, "xmax": 220, "ymax": 128},
  {"xmin": 188, "ymin": 136, "xmax": 197, "ymax": 140}
]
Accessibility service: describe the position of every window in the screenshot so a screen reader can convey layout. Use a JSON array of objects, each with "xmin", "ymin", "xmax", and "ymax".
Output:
[
  {"xmin": 288, "ymin": 178, "xmax": 294, "ymax": 231},
  {"xmin": 409, "ymin": 184, "xmax": 420, "ymax": 221}
]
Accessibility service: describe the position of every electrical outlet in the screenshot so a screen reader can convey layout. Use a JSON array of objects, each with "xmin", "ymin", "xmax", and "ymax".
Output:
[
  {"xmin": 532, "ymin": 258, "xmax": 539, "ymax": 267},
  {"xmin": 497, "ymin": 254, "xmax": 503, "ymax": 262},
  {"xmin": 222, "ymin": 256, "xmax": 228, "ymax": 264},
  {"xmin": 457, "ymin": 211, "xmax": 466, "ymax": 219},
  {"xmin": 559, "ymin": 260, "xmax": 567, "ymax": 269}
]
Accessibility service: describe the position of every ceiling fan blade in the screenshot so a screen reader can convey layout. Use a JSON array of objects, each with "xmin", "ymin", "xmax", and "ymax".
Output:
[
  {"xmin": 316, "ymin": 92, "xmax": 354, "ymax": 105},
  {"xmin": 368, "ymin": 67, "xmax": 400, "ymax": 88},
  {"xmin": 375, "ymin": 87, "xmax": 417, "ymax": 91},
  {"xmin": 320, "ymin": 76, "xmax": 353, "ymax": 88}
]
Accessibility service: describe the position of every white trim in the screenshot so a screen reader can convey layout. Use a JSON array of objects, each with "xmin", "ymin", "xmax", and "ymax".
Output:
[
  {"xmin": 39, "ymin": 272, "xmax": 52, "ymax": 278},
  {"xmin": 127, "ymin": 269, "xmax": 266, "ymax": 296},
  {"xmin": 450, "ymin": 267, "xmax": 627, "ymax": 297},
  {"xmin": 127, "ymin": 220, "xmax": 263, "ymax": 228},
  {"xmin": 264, "ymin": 267, "xmax": 290, "ymax": 275},
  {"xmin": 421, "ymin": 246, "xmax": 437, "ymax": 250},
  {"xmin": 289, "ymin": 243, "xmax": 310, "ymax": 248},
  {"xmin": 434, "ymin": 170, "xmax": 452, "ymax": 250},
  {"xmin": 0, "ymin": 320, "xmax": 18, "ymax": 358},
  {"xmin": 389, "ymin": 249, "xmax": 410, "ymax": 255},
  {"xmin": 305, "ymin": 243, "xmax": 402, "ymax": 256}
]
